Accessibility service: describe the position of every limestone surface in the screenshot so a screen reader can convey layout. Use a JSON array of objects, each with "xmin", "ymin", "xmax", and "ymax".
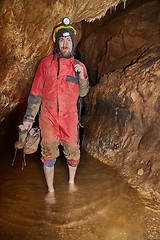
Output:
[{"xmin": 81, "ymin": 0, "xmax": 160, "ymax": 201}]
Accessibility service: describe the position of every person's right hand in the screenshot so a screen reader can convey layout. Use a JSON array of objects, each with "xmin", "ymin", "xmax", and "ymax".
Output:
[
  {"xmin": 74, "ymin": 64, "xmax": 85, "ymax": 79},
  {"xmin": 23, "ymin": 121, "xmax": 33, "ymax": 131}
]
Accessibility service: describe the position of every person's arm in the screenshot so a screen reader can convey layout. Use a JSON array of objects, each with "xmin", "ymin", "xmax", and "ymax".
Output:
[
  {"xmin": 23, "ymin": 60, "xmax": 45, "ymax": 129},
  {"xmin": 74, "ymin": 63, "xmax": 89, "ymax": 97},
  {"xmin": 23, "ymin": 93, "xmax": 42, "ymax": 129},
  {"xmin": 79, "ymin": 77, "xmax": 89, "ymax": 97}
]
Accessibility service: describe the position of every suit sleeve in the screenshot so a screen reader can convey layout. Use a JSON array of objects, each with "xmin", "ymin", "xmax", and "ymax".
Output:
[
  {"xmin": 79, "ymin": 62, "xmax": 89, "ymax": 97},
  {"xmin": 23, "ymin": 60, "xmax": 46, "ymax": 122}
]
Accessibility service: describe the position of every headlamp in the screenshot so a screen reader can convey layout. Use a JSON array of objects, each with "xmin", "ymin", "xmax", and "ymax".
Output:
[
  {"xmin": 53, "ymin": 17, "xmax": 76, "ymax": 42},
  {"xmin": 62, "ymin": 17, "xmax": 70, "ymax": 26}
]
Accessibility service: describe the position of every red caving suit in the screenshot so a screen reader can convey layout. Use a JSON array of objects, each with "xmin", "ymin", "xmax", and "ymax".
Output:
[{"xmin": 28, "ymin": 55, "xmax": 89, "ymax": 164}]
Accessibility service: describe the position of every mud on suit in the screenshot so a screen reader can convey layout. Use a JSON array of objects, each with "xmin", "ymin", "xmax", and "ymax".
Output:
[{"xmin": 24, "ymin": 55, "xmax": 89, "ymax": 167}]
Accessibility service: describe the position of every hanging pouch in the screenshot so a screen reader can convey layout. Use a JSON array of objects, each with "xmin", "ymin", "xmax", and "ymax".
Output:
[
  {"xmin": 24, "ymin": 127, "xmax": 41, "ymax": 154},
  {"xmin": 12, "ymin": 125, "xmax": 41, "ymax": 170}
]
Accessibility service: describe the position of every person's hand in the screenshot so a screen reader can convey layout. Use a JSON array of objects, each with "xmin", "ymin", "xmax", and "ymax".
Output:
[
  {"xmin": 74, "ymin": 64, "xmax": 85, "ymax": 79},
  {"xmin": 23, "ymin": 121, "xmax": 33, "ymax": 131}
]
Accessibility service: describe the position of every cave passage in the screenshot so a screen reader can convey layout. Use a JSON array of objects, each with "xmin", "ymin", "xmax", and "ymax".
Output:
[
  {"xmin": 0, "ymin": 140, "xmax": 152, "ymax": 240},
  {"xmin": 0, "ymin": 0, "xmax": 160, "ymax": 238}
]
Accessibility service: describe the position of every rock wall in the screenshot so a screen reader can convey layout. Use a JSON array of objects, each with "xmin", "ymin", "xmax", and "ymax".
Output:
[{"xmin": 81, "ymin": 0, "xmax": 160, "ymax": 200}]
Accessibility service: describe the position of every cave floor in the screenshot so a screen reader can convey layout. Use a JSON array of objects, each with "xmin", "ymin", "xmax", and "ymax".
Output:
[{"xmin": 0, "ymin": 142, "xmax": 160, "ymax": 240}]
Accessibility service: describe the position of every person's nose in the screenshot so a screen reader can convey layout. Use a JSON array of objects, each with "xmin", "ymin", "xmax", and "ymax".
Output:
[{"xmin": 63, "ymin": 39, "xmax": 67, "ymax": 48}]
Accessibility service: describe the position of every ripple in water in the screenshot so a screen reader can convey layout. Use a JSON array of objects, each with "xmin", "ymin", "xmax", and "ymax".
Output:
[{"xmin": 0, "ymin": 148, "xmax": 148, "ymax": 240}]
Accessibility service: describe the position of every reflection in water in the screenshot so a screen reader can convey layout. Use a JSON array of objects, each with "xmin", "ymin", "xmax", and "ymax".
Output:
[{"xmin": 0, "ymin": 145, "xmax": 149, "ymax": 240}]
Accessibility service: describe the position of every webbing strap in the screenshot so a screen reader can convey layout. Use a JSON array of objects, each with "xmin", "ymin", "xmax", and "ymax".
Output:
[{"xmin": 74, "ymin": 59, "xmax": 80, "ymax": 83}]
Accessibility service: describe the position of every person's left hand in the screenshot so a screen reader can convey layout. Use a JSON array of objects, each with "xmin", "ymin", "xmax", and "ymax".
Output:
[
  {"xmin": 74, "ymin": 64, "xmax": 85, "ymax": 79},
  {"xmin": 23, "ymin": 120, "xmax": 33, "ymax": 131}
]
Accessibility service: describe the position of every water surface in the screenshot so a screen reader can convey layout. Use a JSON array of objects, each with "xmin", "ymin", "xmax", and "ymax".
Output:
[{"xmin": 0, "ymin": 144, "xmax": 148, "ymax": 240}]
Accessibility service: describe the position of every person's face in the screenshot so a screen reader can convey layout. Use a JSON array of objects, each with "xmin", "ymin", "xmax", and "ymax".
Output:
[{"xmin": 58, "ymin": 35, "xmax": 73, "ymax": 56}]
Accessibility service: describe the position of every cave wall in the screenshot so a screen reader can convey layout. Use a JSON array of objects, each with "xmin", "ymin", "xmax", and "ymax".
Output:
[{"xmin": 80, "ymin": 0, "xmax": 160, "ymax": 198}]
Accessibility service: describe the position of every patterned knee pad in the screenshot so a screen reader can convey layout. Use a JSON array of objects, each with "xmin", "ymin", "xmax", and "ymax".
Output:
[
  {"xmin": 42, "ymin": 158, "xmax": 56, "ymax": 167},
  {"xmin": 40, "ymin": 141, "xmax": 59, "ymax": 161},
  {"xmin": 67, "ymin": 160, "xmax": 80, "ymax": 167},
  {"xmin": 63, "ymin": 144, "xmax": 80, "ymax": 161}
]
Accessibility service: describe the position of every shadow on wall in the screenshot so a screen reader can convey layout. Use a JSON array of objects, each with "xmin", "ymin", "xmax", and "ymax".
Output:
[{"xmin": 0, "ymin": 102, "xmax": 37, "ymax": 154}]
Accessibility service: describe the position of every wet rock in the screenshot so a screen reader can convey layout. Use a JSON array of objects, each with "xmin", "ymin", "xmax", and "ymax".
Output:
[
  {"xmin": 82, "ymin": 0, "xmax": 160, "ymax": 199},
  {"xmin": 137, "ymin": 168, "xmax": 144, "ymax": 176}
]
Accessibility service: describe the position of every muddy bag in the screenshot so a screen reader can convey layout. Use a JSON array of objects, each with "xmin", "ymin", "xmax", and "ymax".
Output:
[
  {"xmin": 12, "ymin": 125, "xmax": 41, "ymax": 169},
  {"xmin": 23, "ymin": 128, "xmax": 41, "ymax": 154}
]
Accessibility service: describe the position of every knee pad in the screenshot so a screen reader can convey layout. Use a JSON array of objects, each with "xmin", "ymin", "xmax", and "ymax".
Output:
[
  {"xmin": 67, "ymin": 160, "xmax": 80, "ymax": 167},
  {"xmin": 63, "ymin": 144, "xmax": 80, "ymax": 161},
  {"xmin": 41, "ymin": 141, "xmax": 59, "ymax": 159},
  {"xmin": 42, "ymin": 158, "xmax": 56, "ymax": 167}
]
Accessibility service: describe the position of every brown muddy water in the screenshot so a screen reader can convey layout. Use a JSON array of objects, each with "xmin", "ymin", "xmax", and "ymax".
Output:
[{"xmin": 0, "ymin": 140, "xmax": 159, "ymax": 240}]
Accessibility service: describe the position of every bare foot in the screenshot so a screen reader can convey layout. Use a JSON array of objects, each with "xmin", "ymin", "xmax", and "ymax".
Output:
[
  {"xmin": 48, "ymin": 188, "xmax": 54, "ymax": 193},
  {"xmin": 45, "ymin": 192, "xmax": 56, "ymax": 204},
  {"xmin": 69, "ymin": 183, "xmax": 78, "ymax": 193}
]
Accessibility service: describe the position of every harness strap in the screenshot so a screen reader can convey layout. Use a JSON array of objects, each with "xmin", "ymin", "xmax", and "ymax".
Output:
[{"xmin": 74, "ymin": 58, "xmax": 80, "ymax": 83}]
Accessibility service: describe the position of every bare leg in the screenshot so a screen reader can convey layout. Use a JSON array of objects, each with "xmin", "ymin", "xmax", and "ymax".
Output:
[
  {"xmin": 45, "ymin": 192, "xmax": 56, "ymax": 204},
  {"xmin": 43, "ymin": 165, "xmax": 55, "ymax": 192},
  {"xmin": 68, "ymin": 165, "xmax": 77, "ymax": 184},
  {"xmin": 68, "ymin": 165, "xmax": 78, "ymax": 193}
]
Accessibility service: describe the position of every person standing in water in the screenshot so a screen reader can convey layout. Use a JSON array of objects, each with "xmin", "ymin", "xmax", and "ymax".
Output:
[{"xmin": 23, "ymin": 17, "xmax": 89, "ymax": 193}]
